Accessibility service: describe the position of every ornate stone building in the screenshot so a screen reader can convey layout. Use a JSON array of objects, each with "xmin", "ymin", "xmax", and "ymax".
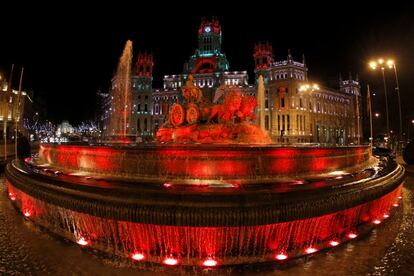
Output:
[
  {"xmin": 0, "ymin": 75, "xmax": 33, "ymax": 140},
  {"xmin": 152, "ymin": 17, "xmax": 253, "ymax": 134},
  {"xmin": 102, "ymin": 17, "xmax": 361, "ymax": 144},
  {"xmin": 254, "ymin": 42, "xmax": 361, "ymax": 144}
]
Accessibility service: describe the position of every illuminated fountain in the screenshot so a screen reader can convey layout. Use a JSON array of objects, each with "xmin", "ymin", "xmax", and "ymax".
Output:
[
  {"xmin": 4, "ymin": 57, "xmax": 406, "ymax": 269},
  {"xmin": 106, "ymin": 40, "xmax": 133, "ymax": 140}
]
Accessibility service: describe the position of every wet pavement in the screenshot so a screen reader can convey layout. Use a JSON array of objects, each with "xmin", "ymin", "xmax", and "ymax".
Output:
[{"xmin": 1, "ymin": 172, "xmax": 414, "ymax": 275}]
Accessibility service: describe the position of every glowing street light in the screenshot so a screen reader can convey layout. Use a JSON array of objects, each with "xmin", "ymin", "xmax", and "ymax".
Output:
[
  {"xmin": 375, "ymin": 113, "xmax": 380, "ymax": 118},
  {"xmin": 369, "ymin": 58, "xmax": 390, "ymax": 140}
]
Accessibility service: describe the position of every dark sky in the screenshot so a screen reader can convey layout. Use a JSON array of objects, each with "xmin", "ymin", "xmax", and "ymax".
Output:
[{"xmin": 1, "ymin": 4, "xmax": 414, "ymax": 131}]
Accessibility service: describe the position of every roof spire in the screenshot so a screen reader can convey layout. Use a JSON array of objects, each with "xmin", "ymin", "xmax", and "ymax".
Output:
[{"xmin": 287, "ymin": 49, "xmax": 292, "ymax": 63}]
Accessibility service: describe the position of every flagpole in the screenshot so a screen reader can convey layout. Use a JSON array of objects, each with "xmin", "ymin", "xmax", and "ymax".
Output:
[
  {"xmin": 5, "ymin": 64, "xmax": 14, "ymax": 161},
  {"xmin": 15, "ymin": 67, "xmax": 24, "ymax": 159},
  {"xmin": 356, "ymin": 93, "xmax": 360, "ymax": 144},
  {"xmin": 367, "ymin": 84, "xmax": 373, "ymax": 149}
]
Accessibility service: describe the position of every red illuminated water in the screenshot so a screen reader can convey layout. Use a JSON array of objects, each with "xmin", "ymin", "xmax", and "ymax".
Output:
[
  {"xmin": 1, "ymin": 176, "xmax": 414, "ymax": 275},
  {"xmin": 6, "ymin": 178, "xmax": 402, "ymax": 267}
]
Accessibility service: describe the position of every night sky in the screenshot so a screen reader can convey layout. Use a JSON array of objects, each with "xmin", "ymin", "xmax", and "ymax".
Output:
[{"xmin": 1, "ymin": 4, "xmax": 413, "ymax": 132}]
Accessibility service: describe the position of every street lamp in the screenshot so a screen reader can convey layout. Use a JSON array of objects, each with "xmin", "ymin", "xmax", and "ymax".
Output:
[
  {"xmin": 386, "ymin": 60, "xmax": 403, "ymax": 146},
  {"xmin": 369, "ymin": 59, "xmax": 391, "ymax": 141}
]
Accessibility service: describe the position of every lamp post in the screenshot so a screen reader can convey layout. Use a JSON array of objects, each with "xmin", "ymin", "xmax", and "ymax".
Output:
[
  {"xmin": 386, "ymin": 60, "xmax": 403, "ymax": 148},
  {"xmin": 369, "ymin": 59, "xmax": 390, "ymax": 143}
]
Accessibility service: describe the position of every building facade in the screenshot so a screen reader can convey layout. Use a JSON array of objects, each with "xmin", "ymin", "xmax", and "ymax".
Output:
[
  {"xmin": 0, "ymin": 75, "xmax": 33, "ymax": 140},
  {"xmin": 254, "ymin": 42, "xmax": 361, "ymax": 144},
  {"xmin": 102, "ymin": 17, "xmax": 361, "ymax": 144},
  {"xmin": 151, "ymin": 17, "xmax": 252, "ymax": 134}
]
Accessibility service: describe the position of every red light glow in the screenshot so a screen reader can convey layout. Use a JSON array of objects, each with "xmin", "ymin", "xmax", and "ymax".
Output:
[
  {"xmin": 202, "ymin": 258, "xmax": 218, "ymax": 267},
  {"xmin": 131, "ymin": 253, "xmax": 145, "ymax": 261},
  {"xmin": 8, "ymin": 192, "xmax": 16, "ymax": 201},
  {"xmin": 305, "ymin": 247, "xmax": 318, "ymax": 254},
  {"xmin": 398, "ymin": 196, "xmax": 402, "ymax": 199},
  {"xmin": 24, "ymin": 211, "xmax": 31, "ymax": 217},
  {"xmin": 348, "ymin": 233, "xmax": 358, "ymax": 239},
  {"xmin": 393, "ymin": 203, "xmax": 399, "ymax": 207},
  {"xmin": 383, "ymin": 214, "xmax": 389, "ymax": 218},
  {"xmin": 76, "ymin": 237, "xmax": 89, "ymax": 246},
  {"xmin": 163, "ymin": 183, "xmax": 173, "ymax": 188},
  {"xmin": 275, "ymin": 253, "xmax": 288, "ymax": 260},
  {"xmin": 163, "ymin": 257, "xmax": 178, "ymax": 266},
  {"xmin": 329, "ymin": 240, "xmax": 340, "ymax": 247},
  {"xmin": 373, "ymin": 219, "xmax": 381, "ymax": 225}
]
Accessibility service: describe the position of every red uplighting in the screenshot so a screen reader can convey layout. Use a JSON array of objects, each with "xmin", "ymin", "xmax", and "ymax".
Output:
[
  {"xmin": 76, "ymin": 237, "xmax": 89, "ymax": 246},
  {"xmin": 232, "ymin": 183, "xmax": 240, "ymax": 189},
  {"xmin": 163, "ymin": 257, "xmax": 178, "ymax": 266},
  {"xmin": 392, "ymin": 203, "xmax": 399, "ymax": 207},
  {"xmin": 24, "ymin": 211, "xmax": 31, "ymax": 217},
  {"xmin": 305, "ymin": 247, "xmax": 318, "ymax": 254},
  {"xmin": 131, "ymin": 252, "xmax": 145, "ymax": 261},
  {"xmin": 329, "ymin": 240, "xmax": 340, "ymax": 247},
  {"xmin": 347, "ymin": 233, "xmax": 358, "ymax": 239},
  {"xmin": 202, "ymin": 258, "xmax": 218, "ymax": 267},
  {"xmin": 383, "ymin": 214, "xmax": 389, "ymax": 218},
  {"xmin": 275, "ymin": 253, "xmax": 288, "ymax": 260},
  {"xmin": 9, "ymin": 192, "xmax": 16, "ymax": 201}
]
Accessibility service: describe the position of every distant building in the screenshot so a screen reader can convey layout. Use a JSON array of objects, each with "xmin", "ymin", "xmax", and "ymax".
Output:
[
  {"xmin": 56, "ymin": 121, "xmax": 74, "ymax": 136},
  {"xmin": 254, "ymin": 42, "xmax": 361, "ymax": 144},
  {"xmin": 0, "ymin": 75, "xmax": 34, "ymax": 140},
  {"xmin": 102, "ymin": 17, "xmax": 361, "ymax": 144},
  {"xmin": 152, "ymin": 17, "xmax": 253, "ymax": 134}
]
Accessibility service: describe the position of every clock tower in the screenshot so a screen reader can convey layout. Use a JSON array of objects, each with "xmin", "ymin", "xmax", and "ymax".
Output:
[{"xmin": 197, "ymin": 17, "xmax": 222, "ymax": 55}]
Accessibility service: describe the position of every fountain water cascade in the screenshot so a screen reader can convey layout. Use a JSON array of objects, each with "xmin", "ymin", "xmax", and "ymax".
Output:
[
  {"xmin": 107, "ymin": 40, "xmax": 133, "ymax": 140},
  {"xmin": 5, "ymin": 143, "xmax": 405, "ymax": 268}
]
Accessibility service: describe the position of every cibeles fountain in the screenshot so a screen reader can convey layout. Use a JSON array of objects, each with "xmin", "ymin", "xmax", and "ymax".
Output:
[{"xmin": 5, "ymin": 41, "xmax": 405, "ymax": 269}]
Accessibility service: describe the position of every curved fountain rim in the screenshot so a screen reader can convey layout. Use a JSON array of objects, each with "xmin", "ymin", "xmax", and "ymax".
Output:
[{"xmin": 41, "ymin": 142, "xmax": 371, "ymax": 150}]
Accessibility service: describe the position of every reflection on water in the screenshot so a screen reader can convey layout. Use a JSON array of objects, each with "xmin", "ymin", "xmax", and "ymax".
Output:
[{"xmin": 1, "ymin": 176, "xmax": 414, "ymax": 275}]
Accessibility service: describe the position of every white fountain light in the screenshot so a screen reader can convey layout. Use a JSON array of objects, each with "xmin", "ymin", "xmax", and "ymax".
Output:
[
  {"xmin": 275, "ymin": 253, "xmax": 288, "ymax": 260},
  {"xmin": 202, "ymin": 258, "xmax": 218, "ymax": 267},
  {"xmin": 131, "ymin": 252, "xmax": 145, "ymax": 261},
  {"xmin": 76, "ymin": 237, "xmax": 89, "ymax": 246}
]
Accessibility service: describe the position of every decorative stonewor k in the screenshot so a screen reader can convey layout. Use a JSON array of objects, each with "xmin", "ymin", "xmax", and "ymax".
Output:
[{"xmin": 157, "ymin": 74, "xmax": 271, "ymax": 144}]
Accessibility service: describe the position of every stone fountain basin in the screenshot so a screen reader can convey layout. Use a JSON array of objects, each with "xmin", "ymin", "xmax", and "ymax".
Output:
[
  {"xmin": 36, "ymin": 143, "xmax": 374, "ymax": 184},
  {"xmin": 4, "ymin": 144, "xmax": 405, "ymax": 266}
]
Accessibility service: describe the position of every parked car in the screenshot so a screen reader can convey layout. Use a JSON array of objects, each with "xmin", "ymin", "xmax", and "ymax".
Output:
[
  {"xmin": 403, "ymin": 142, "xmax": 414, "ymax": 165},
  {"xmin": 372, "ymin": 147, "xmax": 395, "ymax": 159}
]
